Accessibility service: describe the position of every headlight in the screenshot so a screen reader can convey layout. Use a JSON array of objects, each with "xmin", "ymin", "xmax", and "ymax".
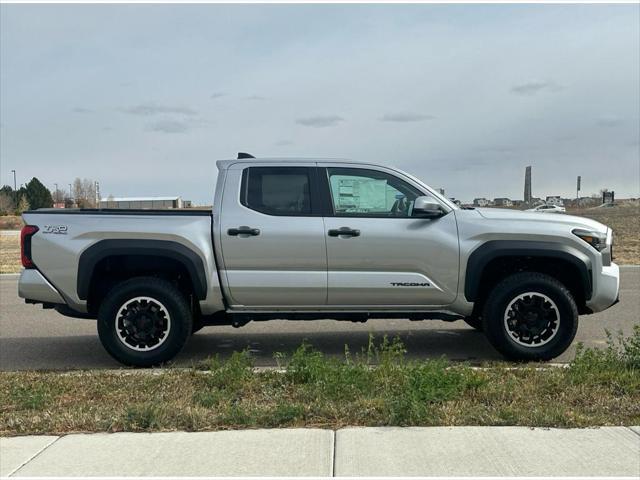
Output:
[{"xmin": 573, "ymin": 228, "xmax": 608, "ymax": 252}]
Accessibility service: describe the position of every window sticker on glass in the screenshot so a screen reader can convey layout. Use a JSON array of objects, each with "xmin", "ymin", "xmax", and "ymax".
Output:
[{"xmin": 327, "ymin": 167, "xmax": 421, "ymax": 217}]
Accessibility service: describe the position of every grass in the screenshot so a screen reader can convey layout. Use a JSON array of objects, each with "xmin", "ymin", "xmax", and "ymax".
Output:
[
  {"xmin": 0, "ymin": 233, "xmax": 21, "ymax": 274},
  {"xmin": 0, "ymin": 215, "xmax": 23, "ymax": 231},
  {"xmin": 1, "ymin": 328, "xmax": 639, "ymax": 436}
]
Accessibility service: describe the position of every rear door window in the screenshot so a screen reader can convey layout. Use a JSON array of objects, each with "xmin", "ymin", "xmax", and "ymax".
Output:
[{"xmin": 241, "ymin": 167, "xmax": 312, "ymax": 216}]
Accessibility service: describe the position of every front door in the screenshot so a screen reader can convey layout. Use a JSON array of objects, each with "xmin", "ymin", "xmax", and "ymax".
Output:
[
  {"xmin": 218, "ymin": 163, "xmax": 327, "ymax": 308},
  {"xmin": 321, "ymin": 165, "xmax": 459, "ymax": 307}
]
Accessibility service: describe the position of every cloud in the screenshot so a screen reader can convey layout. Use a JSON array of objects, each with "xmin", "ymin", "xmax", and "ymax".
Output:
[
  {"xmin": 244, "ymin": 95, "xmax": 266, "ymax": 101},
  {"xmin": 146, "ymin": 120, "xmax": 190, "ymax": 134},
  {"xmin": 596, "ymin": 115, "xmax": 622, "ymax": 127},
  {"xmin": 210, "ymin": 92, "xmax": 226, "ymax": 99},
  {"xmin": 296, "ymin": 115, "xmax": 344, "ymax": 127},
  {"xmin": 120, "ymin": 103, "xmax": 198, "ymax": 116},
  {"xmin": 275, "ymin": 139, "xmax": 293, "ymax": 146},
  {"xmin": 380, "ymin": 112, "xmax": 435, "ymax": 123},
  {"xmin": 72, "ymin": 107, "xmax": 93, "ymax": 114},
  {"xmin": 510, "ymin": 80, "xmax": 563, "ymax": 96},
  {"xmin": 554, "ymin": 135, "xmax": 577, "ymax": 142},
  {"xmin": 478, "ymin": 145, "xmax": 518, "ymax": 154}
]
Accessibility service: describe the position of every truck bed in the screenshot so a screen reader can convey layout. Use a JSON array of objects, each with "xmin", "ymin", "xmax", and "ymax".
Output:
[{"xmin": 21, "ymin": 208, "xmax": 224, "ymax": 315}]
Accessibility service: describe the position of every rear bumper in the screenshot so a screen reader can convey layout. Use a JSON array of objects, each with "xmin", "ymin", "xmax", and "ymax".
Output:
[
  {"xmin": 18, "ymin": 269, "xmax": 65, "ymax": 305},
  {"xmin": 586, "ymin": 263, "xmax": 620, "ymax": 313}
]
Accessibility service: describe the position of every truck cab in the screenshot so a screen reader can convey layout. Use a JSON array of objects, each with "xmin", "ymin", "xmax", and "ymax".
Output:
[{"xmin": 214, "ymin": 159, "xmax": 459, "ymax": 310}]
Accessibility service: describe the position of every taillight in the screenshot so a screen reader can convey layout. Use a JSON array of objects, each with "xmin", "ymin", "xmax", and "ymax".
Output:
[{"xmin": 20, "ymin": 225, "xmax": 39, "ymax": 269}]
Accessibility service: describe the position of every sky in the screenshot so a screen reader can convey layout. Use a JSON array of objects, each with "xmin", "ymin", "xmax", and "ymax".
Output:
[{"xmin": 1, "ymin": 4, "xmax": 639, "ymax": 204}]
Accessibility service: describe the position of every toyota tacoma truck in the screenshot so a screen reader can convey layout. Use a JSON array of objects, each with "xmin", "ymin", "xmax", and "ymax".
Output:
[{"xmin": 18, "ymin": 154, "xmax": 620, "ymax": 366}]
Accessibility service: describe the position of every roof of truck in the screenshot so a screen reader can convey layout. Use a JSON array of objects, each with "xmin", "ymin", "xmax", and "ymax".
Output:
[{"xmin": 216, "ymin": 157, "xmax": 370, "ymax": 170}]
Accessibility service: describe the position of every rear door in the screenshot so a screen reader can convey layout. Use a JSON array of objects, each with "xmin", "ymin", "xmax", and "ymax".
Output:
[
  {"xmin": 218, "ymin": 163, "xmax": 327, "ymax": 308},
  {"xmin": 320, "ymin": 164, "xmax": 459, "ymax": 307}
]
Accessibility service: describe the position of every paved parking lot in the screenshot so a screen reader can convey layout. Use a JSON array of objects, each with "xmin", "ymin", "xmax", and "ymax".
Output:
[{"xmin": 1, "ymin": 267, "xmax": 638, "ymax": 370}]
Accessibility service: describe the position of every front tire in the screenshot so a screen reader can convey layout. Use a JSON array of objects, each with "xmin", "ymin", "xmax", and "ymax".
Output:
[
  {"xmin": 482, "ymin": 272, "xmax": 578, "ymax": 361},
  {"xmin": 97, "ymin": 277, "xmax": 193, "ymax": 367}
]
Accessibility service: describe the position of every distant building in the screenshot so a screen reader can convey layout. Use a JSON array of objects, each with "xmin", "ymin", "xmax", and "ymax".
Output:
[
  {"xmin": 53, "ymin": 202, "xmax": 66, "ymax": 209},
  {"xmin": 546, "ymin": 196, "xmax": 564, "ymax": 207},
  {"xmin": 99, "ymin": 196, "xmax": 186, "ymax": 209},
  {"xmin": 493, "ymin": 197, "xmax": 513, "ymax": 207},
  {"xmin": 473, "ymin": 197, "xmax": 491, "ymax": 207}
]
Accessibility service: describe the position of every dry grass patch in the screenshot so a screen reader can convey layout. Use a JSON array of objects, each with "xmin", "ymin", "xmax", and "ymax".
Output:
[
  {"xmin": 0, "ymin": 233, "xmax": 21, "ymax": 274},
  {"xmin": 570, "ymin": 202, "xmax": 640, "ymax": 265},
  {"xmin": 0, "ymin": 216, "xmax": 22, "ymax": 231},
  {"xmin": 1, "ymin": 330, "xmax": 639, "ymax": 436}
]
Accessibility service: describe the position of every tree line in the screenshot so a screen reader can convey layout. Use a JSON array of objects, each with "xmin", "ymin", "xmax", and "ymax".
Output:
[{"xmin": 0, "ymin": 177, "xmax": 99, "ymax": 215}]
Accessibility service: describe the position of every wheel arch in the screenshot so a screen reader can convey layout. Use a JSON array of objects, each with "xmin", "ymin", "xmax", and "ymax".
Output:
[
  {"xmin": 465, "ymin": 240, "xmax": 592, "ymax": 312},
  {"xmin": 78, "ymin": 239, "xmax": 208, "ymax": 307}
]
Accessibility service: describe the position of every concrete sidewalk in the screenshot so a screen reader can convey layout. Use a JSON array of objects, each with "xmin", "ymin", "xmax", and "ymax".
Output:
[{"xmin": 1, "ymin": 427, "xmax": 639, "ymax": 477}]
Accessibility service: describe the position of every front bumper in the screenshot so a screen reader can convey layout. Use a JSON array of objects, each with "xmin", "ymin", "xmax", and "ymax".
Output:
[
  {"xmin": 585, "ymin": 263, "xmax": 620, "ymax": 313},
  {"xmin": 18, "ymin": 269, "xmax": 65, "ymax": 305}
]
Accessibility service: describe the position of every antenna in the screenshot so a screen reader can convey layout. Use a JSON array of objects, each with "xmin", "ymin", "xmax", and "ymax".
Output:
[{"xmin": 237, "ymin": 152, "xmax": 255, "ymax": 159}]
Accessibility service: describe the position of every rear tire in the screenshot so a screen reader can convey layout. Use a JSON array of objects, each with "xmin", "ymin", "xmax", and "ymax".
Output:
[
  {"xmin": 97, "ymin": 277, "xmax": 193, "ymax": 367},
  {"xmin": 482, "ymin": 272, "xmax": 578, "ymax": 361}
]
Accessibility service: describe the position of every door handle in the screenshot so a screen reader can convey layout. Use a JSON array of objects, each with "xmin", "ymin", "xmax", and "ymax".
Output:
[
  {"xmin": 328, "ymin": 227, "xmax": 360, "ymax": 237},
  {"xmin": 228, "ymin": 226, "xmax": 261, "ymax": 236}
]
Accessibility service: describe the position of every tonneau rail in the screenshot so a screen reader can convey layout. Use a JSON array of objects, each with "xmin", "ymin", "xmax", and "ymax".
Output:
[{"xmin": 24, "ymin": 209, "xmax": 212, "ymax": 216}]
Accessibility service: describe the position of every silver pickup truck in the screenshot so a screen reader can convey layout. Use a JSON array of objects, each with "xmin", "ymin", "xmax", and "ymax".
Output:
[{"xmin": 19, "ymin": 155, "xmax": 620, "ymax": 366}]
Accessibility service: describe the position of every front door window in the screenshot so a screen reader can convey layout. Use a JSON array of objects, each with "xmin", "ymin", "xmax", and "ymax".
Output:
[{"xmin": 326, "ymin": 167, "xmax": 421, "ymax": 217}]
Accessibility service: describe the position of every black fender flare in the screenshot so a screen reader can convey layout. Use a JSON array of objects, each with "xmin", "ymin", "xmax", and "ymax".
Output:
[
  {"xmin": 77, "ymin": 239, "xmax": 208, "ymax": 300},
  {"xmin": 464, "ymin": 240, "xmax": 592, "ymax": 302}
]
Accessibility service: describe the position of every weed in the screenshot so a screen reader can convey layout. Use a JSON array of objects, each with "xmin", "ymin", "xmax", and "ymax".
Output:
[
  {"xmin": 124, "ymin": 404, "xmax": 161, "ymax": 430},
  {"xmin": 9, "ymin": 384, "xmax": 52, "ymax": 411},
  {"xmin": 267, "ymin": 403, "xmax": 305, "ymax": 426}
]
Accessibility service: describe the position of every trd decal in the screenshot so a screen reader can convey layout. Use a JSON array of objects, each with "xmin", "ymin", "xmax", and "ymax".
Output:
[
  {"xmin": 42, "ymin": 225, "xmax": 68, "ymax": 234},
  {"xmin": 390, "ymin": 282, "xmax": 430, "ymax": 287}
]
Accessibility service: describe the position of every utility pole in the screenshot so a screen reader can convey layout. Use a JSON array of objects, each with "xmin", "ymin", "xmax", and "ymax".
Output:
[{"xmin": 54, "ymin": 183, "xmax": 59, "ymax": 203}]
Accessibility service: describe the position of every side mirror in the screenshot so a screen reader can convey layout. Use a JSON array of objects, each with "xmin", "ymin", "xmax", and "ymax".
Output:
[{"xmin": 412, "ymin": 196, "xmax": 444, "ymax": 219}]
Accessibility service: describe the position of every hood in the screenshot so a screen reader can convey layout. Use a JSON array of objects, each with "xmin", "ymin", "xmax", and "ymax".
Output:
[{"xmin": 474, "ymin": 208, "xmax": 608, "ymax": 234}]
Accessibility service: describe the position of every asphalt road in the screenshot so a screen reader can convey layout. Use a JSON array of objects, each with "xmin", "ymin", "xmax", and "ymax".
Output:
[{"xmin": 1, "ymin": 267, "xmax": 638, "ymax": 370}]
